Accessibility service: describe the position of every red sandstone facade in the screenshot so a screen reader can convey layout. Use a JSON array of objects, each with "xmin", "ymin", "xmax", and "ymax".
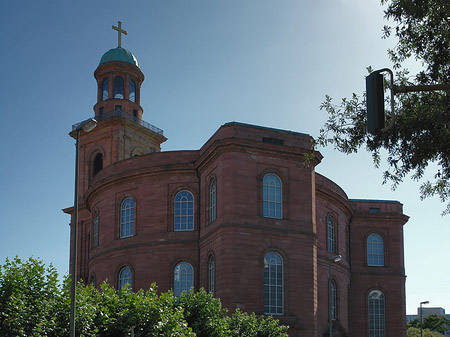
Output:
[{"xmin": 64, "ymin": 44, "xmax": 408, "ymax": 337}]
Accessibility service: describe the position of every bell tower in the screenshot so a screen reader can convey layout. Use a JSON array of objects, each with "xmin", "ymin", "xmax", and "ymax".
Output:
[
  {"xmin": 73, "ymin": 20, "xmax": 167, "ymax": 174},
  {"xmin": 66, "ymin": 21, "xmax": 167, "ymax": 282},
  {"xmin": 93, "ymin": 21, "xmax": 145, "ymax": 121}
]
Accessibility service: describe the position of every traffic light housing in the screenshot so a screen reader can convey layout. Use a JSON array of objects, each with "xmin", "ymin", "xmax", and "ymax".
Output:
[{"xmin": 366, "ymin": 71, "xmax": 385, "ymax": 133}]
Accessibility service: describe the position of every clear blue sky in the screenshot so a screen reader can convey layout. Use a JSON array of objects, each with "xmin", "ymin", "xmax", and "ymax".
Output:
[{"xmin": 0, "ymin": 0, "xmax": 448, "ymax": 315}]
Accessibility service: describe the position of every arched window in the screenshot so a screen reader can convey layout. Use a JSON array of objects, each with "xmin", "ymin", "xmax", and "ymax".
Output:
[
  {"xmin": 102, "ymin": 78, "xmax": 109, "ymax": 100},
  {"xmin": 174, "ymin": 262, "xmax": 193, "ymax": 297},
  {"xmin": 263, "ymin": 173, "xmax": 282, "ymax": 219},
  {"xmin": 93, "ymin": 211, "xmax": 99, "ymax": 248},
  {"xmin": 208, "ymin": 256, "xmax": 215, "ymax": 294},
  {"xmin": 209, "ymin": 179, "xmax": 216, "ymax": 223},
  {"xmin": 120, "ymin": 197, "xmax": 134, "ymax": 238},
  {"xmin": 327, "ymin": 216, "xmax": 335, "ymax": 253},
  {"xmin": 129, "ymin": 79, "xmax": 136, "ymax": 102},
  {"xmin": 114, "ymin": 76, "xmax": 124, "ymax": 99},
  {"xmin": 368, "ymin": 290, "xmax": 385, "ymax": 337},
  {"xmin": 118, "ymin": 267, "xmax": 132, "ymax": 291},
  {"xmin": 367, "ymin": 233, "xmax": 384, "ymax": 266},
  {"xmin": 264, "ymin": 252, "xmax": 283, "ymax": 314},
  {"xmin": 174, "ymin": 190, "xmax": 194, "ymax": 231},
  {"xmin": 330, "ymin": 279, "xmax": 337, "ymax": 320},
  {"xmin": 93, "ymin": 153, "xmax": 103, "ymax": 177}
]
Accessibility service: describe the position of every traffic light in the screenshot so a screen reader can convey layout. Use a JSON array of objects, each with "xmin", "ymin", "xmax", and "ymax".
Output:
[{"xmin": 366, "ymin": 71, "xmax": 385, "ymax": 133}]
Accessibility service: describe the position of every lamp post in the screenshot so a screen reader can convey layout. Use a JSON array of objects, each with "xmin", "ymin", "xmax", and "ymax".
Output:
[
  {"xmin": 329, "ymin": 255, "xmax": 342, "ymax": 337},
  {"xmin": 420, "ymin": 300, "xmax": 429, "ymax": 337},
  {"xmin": 69, "ymin": 118, "xmax": 97, "ymax": 337}
]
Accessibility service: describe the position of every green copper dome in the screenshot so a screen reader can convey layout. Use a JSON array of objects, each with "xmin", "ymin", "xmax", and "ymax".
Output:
[{"xmin": 99, "ymin": 47, "xmax": 139, "ymax": 68}]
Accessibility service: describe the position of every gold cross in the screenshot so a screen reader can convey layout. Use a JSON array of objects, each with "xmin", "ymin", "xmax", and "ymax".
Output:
[{"xmin": 112, "ymin": 21, "xmax": 128, "ymax": 48}]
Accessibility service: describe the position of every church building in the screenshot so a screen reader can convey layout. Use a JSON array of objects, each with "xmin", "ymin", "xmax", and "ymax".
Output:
[{"xmin": 64, "ymin": 22, "xmax": 409, "ymax": 336}]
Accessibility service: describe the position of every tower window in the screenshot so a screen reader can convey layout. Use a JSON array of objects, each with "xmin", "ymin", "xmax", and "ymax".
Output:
[
  {"xmin": 264, "ymin": 252, "xmax": 283, "ymax": 314},
  {"xmin": 93, "ymin": 211, "xmax": 99, "ymax": 248},
  {"xmin": 174, "ymin": 190, "xmax": 194, "ymax": 231},
  {"xmin": 129, "ymin": 79, "xmax": 136, "ymax": 102},
  {"xmin": 368, "ymin": 290, "xmax": 385, "ymax": 337},
  {"xmin": 114, "ymin": 76, "xmax": 124, "ymax": 99},
  {"xmin": 118, "ymin": 267, "xmax": 132, "ymax": 291},
  {"xmin": 93, "ymin": 153, "xmax": 103, "ymax": 177},
  {"xmin": 102, "ymin": 78, "xmax": 109, "ymax": 101},
  {"xmin": 327, "ymin": 216, "xmax": 336, "ymax": 253},
  {"xmin": 330, "ymin": 279, "xmax": 337, "ymax": 320},
  {"xmin": 263, "ymin": 173, "xmax": 282, "ymax": 219},
  {"xmin": 209, "ymin": 255, "xmax": 215, "ymax": 294},
  {"xmin": 209, "ymin": 179, "xmax": 216, "ymax": 223},
  {"xmin": 120, "ymin": 197, "xmax": 134, "ymax": 238},
  {"xmin": 367, "ymin": 233, "xmax": 384, "ymax": 266},
  {"xmin": 174, "ymin": 262, "xmax": 194, "ymax": 297}
]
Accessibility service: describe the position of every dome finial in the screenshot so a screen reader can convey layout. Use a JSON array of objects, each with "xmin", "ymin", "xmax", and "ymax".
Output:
[{"xmin": 112, "ymin": 21, "xmax": 128, "ymax": 48}]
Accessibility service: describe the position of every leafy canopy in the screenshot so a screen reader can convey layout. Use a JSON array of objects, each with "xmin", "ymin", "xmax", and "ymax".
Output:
[
  {"xmin": 0, "ymin": 256, "xmax": 288, "ymax": 337},
  {"xmin": 318, "ymin": 0, "xmax": 450, "ymax": 214},
  {"xmin": 406, "ymin": 327, "xmax": 443, "ymax": 337},
  {"xmin": 408, "ymin": 314, "xmax": 450, "ymax": 335}
]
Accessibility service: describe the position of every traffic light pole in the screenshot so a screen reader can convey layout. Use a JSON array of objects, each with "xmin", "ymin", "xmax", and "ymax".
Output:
[{"xmin": 366, "ymin": 68, "xmax": 450, "ymax": 134}]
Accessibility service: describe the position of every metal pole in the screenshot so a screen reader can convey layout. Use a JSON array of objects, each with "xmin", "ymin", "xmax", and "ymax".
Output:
[
  {"xmin": 329, "ymin": 262, "xmax": 332, "ymax": 337},
  {"xmin": 69, "ymin": 130, "xmax": 80, "ymax": 337},
  {"xmin": 419, "ymin": 301, "xmax": 429, "ymax": 337},
  {"xmin": 420, "ymin": 302, "xmax": 423, "ymax": 337}
]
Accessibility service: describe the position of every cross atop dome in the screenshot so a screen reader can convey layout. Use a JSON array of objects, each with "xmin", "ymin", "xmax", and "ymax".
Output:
[{"xmin": 112, "ymin": 21, "xmax": 128, "ymax": 48}]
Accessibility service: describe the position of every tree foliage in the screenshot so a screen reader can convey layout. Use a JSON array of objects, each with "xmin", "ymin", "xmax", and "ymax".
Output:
[
  {"xmin": 406, "ymin": 327, "xmax": 443, "ymax": 337},
  {"xmin": 408, "ymin": 314, "xmax": 450, "ymax": 335},
  {"xmin": 0, "ymin": 257, "xmax": 288, "ymax": 337},
  {"xmin": 318, "ymin": 0, "xmax": 450, "ymax": 214}
]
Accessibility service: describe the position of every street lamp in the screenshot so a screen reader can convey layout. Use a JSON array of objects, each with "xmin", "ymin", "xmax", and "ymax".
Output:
[
  {"xmin": 69, "ymin": 118, "xmax": 97, "ymax": 337},
  {"xmin": 329, "ymin": 255, "xmax": 342, "ymax": 337},
  {"xmin": 420, "ymin": 300, "xmax": 429, "ymax": 337}
]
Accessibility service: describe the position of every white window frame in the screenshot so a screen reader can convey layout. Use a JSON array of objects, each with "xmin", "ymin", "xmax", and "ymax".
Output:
[
  {"xmin": 120, "ymin": 197, "xmax": 134, "ymax": 238},
  {"xmin": 174, "ymin": 190, "xmax": 194, "ymax": 231},
  {"xmin": 264, "ymin": 252, "xmax": 283, "ymax": 315},
  {"xmin": 174, "ymin": 262, "xmax": 194, "ymax": 297},
  {"xmin": 209, "ymin": 256, "xmax": 215, "ymax": 294},
  {"xmin": 263, "ymin": 173, "xmax": 282, "ymax": 219},
  {"xmin": 209, "ymin": 179, "xmax": 216, "ymax": 223},
  {"xmin": 119, "ymin": 267, "xmax": 132, "ymax": 291},
  {"xmin": 367, "ymin": 233, "xmax": 384, "ymax": 266},
  {"xmin": 368, "ymin": 290, "xmax": 386, "ymax": 337},
  {"xmin": 93, "ymin": 211, "xmax": 99, "ymax": 248},
  {"xmin": 327, "ymin": 216, "xmax": 335, "ymax": 253}
]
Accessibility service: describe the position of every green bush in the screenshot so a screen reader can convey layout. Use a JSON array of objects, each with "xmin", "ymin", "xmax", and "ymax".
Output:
[{"xmin": 0, "ymin": 257, "xmax": 288, "ymax": 336}]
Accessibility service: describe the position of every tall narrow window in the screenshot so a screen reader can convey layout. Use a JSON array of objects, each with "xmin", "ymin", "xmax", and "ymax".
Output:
[
  {"xmin": 174, "ymin": 262, "xmax": 193, "ymax": 297},
  {"xmin": 368, "ymin": 290, "xmax": 385, "ymax": 337},
  {"xmin": 174, "ymin": 190, "xmax": 194, "ymax": 231},
  {"xmin": 93, "ymin": 153, "xmax": 103, "ymax": 177},
  {"xmin": 367, "ymin": 233, "xmax": 384, "ymax": 266},
  {"xmin": 119, "ymin": 267, "xmax": 132, "ymax": 291},
  {"xmin": 93, "ymin": 211, "xmax": 99, "ymax": 248},
  {"xmin": 209, "ymin": 179, "xmax": 216, "ymax": 223},
  {"xmin": 114, "ymin": 76, "xmax": 124, "ymax": 99},
  {"xmin": 263, "ymin": 174, "xmax": 282, "ymax": 219},
  {"xmin": 330, "ymin": 280, "xmax": 337, "ymax": 320},
  {"xmin": 264, "ymin": 252, "xmax": 283, "ymax": 314},
  {"xmin": 102, "ymin": 78, "xmax": 109, "ymax": 100},
  {"xmin": 327, "ymin": 216, "xmax": 335, "ymax": 253},
  {"xmin": 129, "ymin": 79, "xmax": 136, "ymax": 102},
  {"xmin": 209, "ymin": 256, "xmax": 215, "ymax": 294},
  {"xmin": 120, "ymin": 197, "xmax": 134, "ymax": 238}
]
